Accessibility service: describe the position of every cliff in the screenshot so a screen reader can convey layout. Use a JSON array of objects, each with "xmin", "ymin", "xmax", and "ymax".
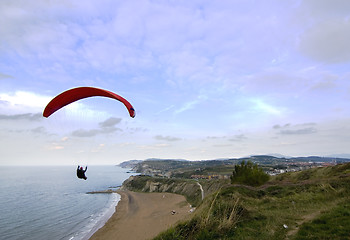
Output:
[{"xmin": 121, "ymin": 175, "xmax": 204, "ymax": 206}]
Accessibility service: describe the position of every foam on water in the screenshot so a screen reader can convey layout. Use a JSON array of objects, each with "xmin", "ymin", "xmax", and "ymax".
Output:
[
  {"xmin": 80, "ymin": 193, "xmax": 121, "ymax": 240},
  {"xmin": 0, "ymin": 166, "xmax": 133, "ymax": 240}
]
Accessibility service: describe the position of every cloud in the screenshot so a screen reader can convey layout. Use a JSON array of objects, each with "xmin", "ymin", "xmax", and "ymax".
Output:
[
  {"xmin": 0, "ymin": 73, "xmax": 13, "ymax": 79},
  {"xmin": 295, "ymin": 0, "xmax": 350, "ymax": 64},
  {"xmin": 165, "ymin": 51, "xmax": 213, "ymax": 84},
  {"xmin": 60, "ymin": 136, "xmax": 69, "ymax": 141},
  {"xmin": 71, "ymin": 129, "xmax": 101, "ymax": 138},
  {"xmin": 154, "ymin": 135, "xmax": 181, "ymax": 141},
  {"xmin": 91, "ymin": 143, "xmax": 105, "ymax": 153},
  {"xmin": 274, "ymin": 123, "xmax": 317, "ymax": 135},
  {"xmin": 138, "ymin": 143, "xmax": 171, "ymax": 150},
  {"xmin": 71, "ymin": 117, "xmax": 122, "ymax": 137},
  {"xmin": 273, "ymin": 123, "xmax": 291, "ymax": 129},
  {"xmin": 299, "ymin": 19, "xmax": 350, "ymax": 63},
  {"xmin": 241, "ymin": 70, "xmax": 307, "ymax": 97},
  {"xmin": 228, "ymin": 134, "xmax": 247, "ymax": 142},
  {"xmin": 310, "ymin": 79, "xmax": 336, "ymax": 92},
  {"xmin": 156, "ymin": 105, "xmax": 175, "ymax": 115},
  {"xmin": 174, "ymin": 100, "xmax": 200, "ymax": 115},
  {"xmin": 47, "ymin": 142, "xmax": 64, "ymax": 150},
  {"xmin": 174, "ymin": 94, "xmax": 208, "ymax": 114},
  {"xmin": 0, "ymin": 113, "xmax": 42, "ymax": 121},
  {"xmin": 31, "ymin": 126, "xmax": 46, "ymax": 134},
  {"xmin": 126, "ymin": 127, "xmax": 148, "ymax": 134},
  {"xmin": 298, "ymin": 0, "xmax": 350, "ymax": 19},
  {"xmin": 213, "ymin": 144, "xmax": 233, "ymax": 147},
  {"xmin": 0, "ymin": 91, "xmax": 52, "ymax": 112},
  {"xmin": 0, "ymin": 100, "xmax": 9, "ymax": 106},
  {"xmin": 71, "ymin": 127, "xmax": 121, "ymax": 137},
  {"xmin": 280, "ymin": 128, "xmax": 317, "ymax": 135},
  {"xmin": 251, "ymin": 99, "xmax": 283, "ymax": 115},
  {"xmin": 99, "ymin": 117, "xmax": 122, "ymax": 128},
  {"xmin": 206, "ymin": 136, "xmax": 226, "ymax": 140}
]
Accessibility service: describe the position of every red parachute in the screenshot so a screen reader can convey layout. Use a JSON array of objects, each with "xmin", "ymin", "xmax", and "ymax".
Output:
[{"xmin": 43, "ymin": 87, "xmax": 135, "ymax": 118}]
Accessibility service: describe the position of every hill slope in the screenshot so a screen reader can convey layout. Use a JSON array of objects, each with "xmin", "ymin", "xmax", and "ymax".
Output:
[{"xmin": 151, "ymin": 163, "xmax": 350, "ymax": 239}]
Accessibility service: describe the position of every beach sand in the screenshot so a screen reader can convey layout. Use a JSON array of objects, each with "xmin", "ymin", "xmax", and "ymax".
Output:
[{"xmin": 89, "ymin": 190, "xmax": 192, "ymax": 240}]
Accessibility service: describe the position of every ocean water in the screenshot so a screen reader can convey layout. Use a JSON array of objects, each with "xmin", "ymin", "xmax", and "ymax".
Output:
[{"xmin": 0, "ymin": 166, "xmax": 134, "ymax": 240}]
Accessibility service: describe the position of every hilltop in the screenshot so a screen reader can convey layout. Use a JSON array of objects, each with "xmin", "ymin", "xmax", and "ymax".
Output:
[
  {"xmin": 121, "ymin": 162, "xmax": 350, "ymax": 239},
  {"xmin": 117, "ymin": 160, "xmax": 143, "ymax": 169},
  {"xmin": 119, "ymin": 155, "xmax": 350, "ymax": 179}
]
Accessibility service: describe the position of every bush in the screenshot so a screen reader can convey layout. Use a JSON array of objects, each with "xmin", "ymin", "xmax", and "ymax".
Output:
[{"xmin": 231, "ymin": 160, "xmax": 270, "ymax": 186}]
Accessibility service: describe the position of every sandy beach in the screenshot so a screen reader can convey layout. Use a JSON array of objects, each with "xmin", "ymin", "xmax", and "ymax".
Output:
[{"xmin": 89, "ymin": 190, "xmax": 192, "ymax": 240}]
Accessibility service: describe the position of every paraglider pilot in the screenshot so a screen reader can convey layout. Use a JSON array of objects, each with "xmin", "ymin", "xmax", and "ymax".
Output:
[{"xmin": 77, "ymin": 165, "xmax": 88, "ymax": 180}]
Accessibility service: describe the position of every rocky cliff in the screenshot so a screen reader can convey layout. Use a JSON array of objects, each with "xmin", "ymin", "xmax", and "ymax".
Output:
[{"xmin": 121, "ymin": 175, "xmax": 203, "ymax": 206}]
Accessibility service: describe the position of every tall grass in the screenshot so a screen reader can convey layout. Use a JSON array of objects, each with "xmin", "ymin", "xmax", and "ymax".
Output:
[
  {"xmin": 155, "ymin": 188, "xmax": 244, "ymax": 240},
  {"xmin": 154, "ymin": 163, "xmax": 350, "ymax": 240},
  {"xmin": 294, "ymin": 200, "xmax": 350, "ymax": 240}
]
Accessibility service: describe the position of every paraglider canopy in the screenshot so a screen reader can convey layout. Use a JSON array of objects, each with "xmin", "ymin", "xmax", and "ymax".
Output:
[{"xmin": 43, "ymin": 87, "xmax": 135, "ymax": 118}]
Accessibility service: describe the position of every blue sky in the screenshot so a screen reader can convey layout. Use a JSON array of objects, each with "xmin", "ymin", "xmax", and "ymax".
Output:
[{"xmin": 1, "ymin": 0, "xmax": 350, "ymax": 165}]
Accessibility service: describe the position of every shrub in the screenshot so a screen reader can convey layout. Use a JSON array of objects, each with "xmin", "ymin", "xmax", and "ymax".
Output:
[{"xmin": 231, "ymin": 160, "xmax": 270, "ymax": 186}]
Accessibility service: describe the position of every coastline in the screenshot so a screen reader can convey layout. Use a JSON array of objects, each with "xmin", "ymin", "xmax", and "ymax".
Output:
[
  {"xmin": 81, "ymin": 192, "xmax": 121, "ymax": 240},
  {"xmin": 89, "ymin": 190, "xmax": 192, "ymax": 240}
]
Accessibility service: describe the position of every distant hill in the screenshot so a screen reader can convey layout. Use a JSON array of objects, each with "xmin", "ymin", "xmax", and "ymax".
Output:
[
  {"xmin": 145, "ymin": 158, "xmax": 189, "ymax": 162},
  {"xmin": 248, "ymin": 155, "xmax": 350, "ymax": 163},
  {"xmin": 118, "ymin": 155, "xmax": 350, "ymax": 178},
  {"xmin": 327, "ymin": 153, "xmax": 350, "ymax": 159},
  {"xmin": 117, "ymin": 160, "xmax": 143, "ymax": 169}
]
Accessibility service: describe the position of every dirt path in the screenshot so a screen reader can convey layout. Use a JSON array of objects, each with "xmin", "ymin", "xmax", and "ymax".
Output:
[
  {"xmin": 197, "ymin": 182, "xmax": 204, "ymax": 200},
  {"xmin": 286, "ymin": 210, "xmax": 322, "ymax": 237},
  {"xmin": 286, "ymin": 198, "xmax": 343, "ymax": 238}
]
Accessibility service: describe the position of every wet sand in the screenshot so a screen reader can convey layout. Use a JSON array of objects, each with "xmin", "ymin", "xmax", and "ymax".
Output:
[{"xmin": 89, "ymin": 190, "xmax": 192, "ymax": 240}]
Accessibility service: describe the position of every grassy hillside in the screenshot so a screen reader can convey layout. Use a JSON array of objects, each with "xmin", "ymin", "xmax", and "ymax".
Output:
[
  {"xmin": 153, "ymin": 163, "xmax": 350, "ymax": 240},
  {"xmin": 133, "ymin": 159, "xmax": 237, "ymax": 178}
]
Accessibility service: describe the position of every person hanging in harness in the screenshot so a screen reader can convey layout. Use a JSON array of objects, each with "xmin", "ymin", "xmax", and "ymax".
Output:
[{"xmin": 77, "ymin": 165, "xmax": 88, "ymax": 180}]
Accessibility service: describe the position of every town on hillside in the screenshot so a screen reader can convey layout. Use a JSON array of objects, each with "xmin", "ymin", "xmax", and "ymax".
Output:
[{"xmin": 119, "ymin": 155, "xmax": 348, "ymax": 180}]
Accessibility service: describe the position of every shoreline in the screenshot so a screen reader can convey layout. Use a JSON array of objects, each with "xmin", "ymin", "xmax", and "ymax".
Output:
[
  {"xmin": 89, "ymin": 190, "xmax": 192, "ymax": 240},
  {"xmin": 82, "ymin": 192, "xmax": 121, "ymax": 240}
]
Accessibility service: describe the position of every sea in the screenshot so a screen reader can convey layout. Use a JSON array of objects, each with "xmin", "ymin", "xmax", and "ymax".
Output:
[{"xmin": 0, "ymin": 166, "xmax": 135, "ymax": 240}]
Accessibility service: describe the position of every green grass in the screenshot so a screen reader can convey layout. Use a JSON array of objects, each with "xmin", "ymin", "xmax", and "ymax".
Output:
[
  {"xmin": 294, "ymin": 201, "xmax": 350, "ymax": 240},
  {"xmin": 154, "ymin": 189, "xmax": 242, "ymax": 240},
  {"xmin": 153, "ymin": 163, "xmax": 350, "ymax": 240}
]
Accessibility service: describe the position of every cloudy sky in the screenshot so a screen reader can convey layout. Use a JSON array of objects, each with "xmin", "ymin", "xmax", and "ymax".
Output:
[{"xmin": 1, "ymin": 0, "xmax": 350, "ymax": 165}]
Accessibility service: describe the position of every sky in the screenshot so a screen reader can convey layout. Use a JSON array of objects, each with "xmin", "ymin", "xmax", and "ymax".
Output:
[{"xmin": 1, "ymin": 0, "xmax": 350, "ymax": 165}]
